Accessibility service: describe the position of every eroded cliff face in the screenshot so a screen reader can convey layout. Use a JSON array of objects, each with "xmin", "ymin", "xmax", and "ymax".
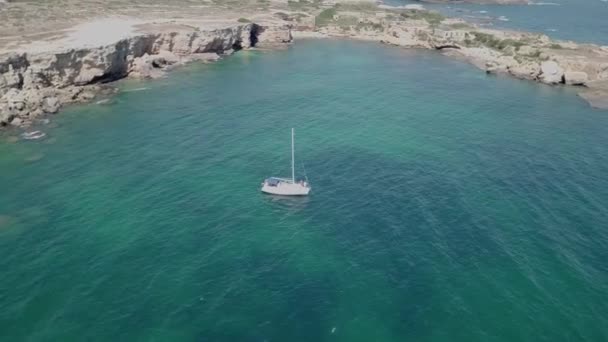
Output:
[{"xmin": 0, "ymin": 23, "xmax": 292, "ymax": 127}]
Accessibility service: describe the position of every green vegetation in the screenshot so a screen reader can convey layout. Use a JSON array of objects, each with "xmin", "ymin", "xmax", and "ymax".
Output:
[
  {"xmin": 472, "ymin": 32, "xmax": 525, "ymax": 51},
  {"xmin": 335, "ymin": 1, "xmax": 378, "ymax": 12},
  {"xmin": 293, "ymin": 13, "xmax": 310, "ymax": 23},
  {"xmin": 237, "ymin": 17, "xmax": 251, "ymax": 23},
  {"xmin": 400, "ymin": 9, "xmax": 444, "ymax": 26},
  {"xmin": 274, "ymin": 11, "xmax": 310, "ymax": 23},
  {"xmin": 315, "ymin": 7, "xmax": 337, "ymax": 27},
  {"xmin": 448, "ymin": 23, "xmax": 473, "ymax": 30},
  {"xmin": 356, "ymin": 22, "xmax": 384, "ymax": 32},
  {"xmin": 500, "ymin": 38, "xmax": 525, "ymax": 50},
  {"xmin": 336, "ymin": 15, "xmax": 359, "ymax": 29},
  {"xmin": 288, "ymin": 0, "xmax": 318, "ymax": 11},
  {"xmin": 549, "ymin": 43, "xmax": 563, "ymax": 49},
  {"xmin": 530, "ymin": 50, "xmax": 542, "ymax": 58},
  {"xmin": 274, "ymin": 12, "xmax": 290, "ymax": 20},
  {"xmin": 416, "ymin": 31, "xmax": 429, "ymax": 40},
  {"xmin": 472, "ymin": 32, "xmax": 500, "ymax": 47}
]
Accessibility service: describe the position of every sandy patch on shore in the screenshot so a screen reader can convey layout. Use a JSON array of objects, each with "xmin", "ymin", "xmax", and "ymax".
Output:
[
  {"xmin": 1, "ymin": 14, "xmax": 281, "ymax": 55},
  {"xmin": 2, "ymin": 17, "xmax": 144, "ymax": 54},
  {"xmin": 292, "ymin": 31, "xmax": 330, "ymax": 39}
]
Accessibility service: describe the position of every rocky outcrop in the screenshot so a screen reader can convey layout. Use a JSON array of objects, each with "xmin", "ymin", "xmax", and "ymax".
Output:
[
  {"xmin": 298, "ymin": 11, "xmax": 608, "ymax": 109},
  {"xmin": 580, "ymin": 85, "xmax": 608, "ymax": 109},
  {"xmin": 539, "ymin": 61, "xmax": 564, "ymax": 84},
  {"xmin": 564, "ymin": 71, "xmax": 588, "ymax": 86},
  {"xmin": 0, "ymin": 23, "xmax": 292, "ymax": 127},
  {"xmin": 508, "ymin": 62, "xmax": 541, "ymax": 81}
]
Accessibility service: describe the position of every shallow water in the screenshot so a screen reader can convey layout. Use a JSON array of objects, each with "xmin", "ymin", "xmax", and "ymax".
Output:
[
  {"xmin": 388, "ymin": 0, "xmax": 608, "ymax": 45},
  {"xmin": 1, "ymin": 40, "xmax": 608, "ymax": 341}
]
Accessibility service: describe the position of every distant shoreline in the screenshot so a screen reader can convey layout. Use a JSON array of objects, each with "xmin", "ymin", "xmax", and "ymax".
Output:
[{"xmin": 416, "ymin": 0, "xmax": 529, "ymax": 4}]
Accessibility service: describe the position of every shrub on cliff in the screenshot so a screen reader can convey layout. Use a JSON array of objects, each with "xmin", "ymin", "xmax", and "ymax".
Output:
[
  {"xmin": 356, "ymin": 22, "xmax": 384, "ymax": 32},
  {"xmin": 400, "ymin": 10, "xmax": 444, "ymax": 26},
  {"xmin": 472, "ymin": 32, "xmax": 524, "ymax": 51},
  {"xmin": 288, "ymin": 0, "xmax": 318, "ymax": 11},
  {"xmin": 315, "ymin": 7, "xmax": 337, "ymax": 27},
  {"xmin": 335, "ymin": 2, "xmax": 378, "ymax": 12},
  {"xmin": 337, "ymin": 15, "xmax": 358, "ymax": 29}
]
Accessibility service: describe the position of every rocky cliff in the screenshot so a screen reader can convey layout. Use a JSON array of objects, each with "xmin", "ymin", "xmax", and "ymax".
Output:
[{"xmin": 0, "ymin": 23, "xmax": 292, "ymax": 127}]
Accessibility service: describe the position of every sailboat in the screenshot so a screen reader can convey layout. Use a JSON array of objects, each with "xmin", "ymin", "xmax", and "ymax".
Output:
[{"xmin": 261, "ymin": 128, "xmax": 311, "ymax": 196}]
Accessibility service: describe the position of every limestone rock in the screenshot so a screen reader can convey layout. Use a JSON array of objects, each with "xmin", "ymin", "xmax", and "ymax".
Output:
[
  {"xmin": 74, "ymin": 67, "xmax": 105, "ymax": 86},
  {"xmin": 129, "ymin": 54, "xmax": 155, "ymax": 78},
  {"xmin": 0, "ymin": 103, "xmax": 10, "ymax": 125},
  {"xmin": 509, "ymin": 62, "xmax": 541, "ymax": 80},
  {"xmin": 42, "ymin": 96, "xmax": 60, "ymax": 113},
  {"xmin": 78, "ymin": 91, "xmax": 96, "ymax": 102},
  {"xmin": 10, "ymin": 117, "xmax": 22, "ymax": 126},
  {"xmin": 30, "ymin": 108, "xmax": 44, "ymax": 118},
  {"xmin": 486, "ymin": 56, "xmax": 518, "ymax": 73},
  {"xmin": 517, "ymin": 45, "xmax": 538, "ymax": 56},
  {"xmin": 171, "ymin": 32, "xmax": 196, "ymax": 54},
  {"xmin": 579, "ymin": 89, "xmax": 608, "ymax": 109},
  {"xmin": 539, "ymin": 60, "xmax": 564, "ymax": 84},
  {"xmin": 153, "ymin": 50, "xmax": 180, "ymax": 66},
  {"xmin": 0, "ymin": 23, "xmax": 293, "ymax": 127},
  {"xmin": 563, "ymin": 71, "xmax": 588, "ymax": 86},
  {"xmin": 130, "ymin": 50, "xmax": 181, "ymax": 78},
  {"xmin": 257, "ymin": 24, "xmax": 293, "ymax": 47},
  {"xmin": 1, "ymin": 66, "xmax": 23, "ymax": 89},
  {"xmin": 11, "ymin": 98, "xmax": 25, "ymax": 111}
]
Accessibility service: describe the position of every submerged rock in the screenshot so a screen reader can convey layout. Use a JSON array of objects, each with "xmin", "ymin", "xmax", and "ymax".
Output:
[
  {"xmin": 24, "ymin": 153, "xmax": 45, "ymax": 163},
  {"xmin": 579, "ymin": 89, "xmax": 608, "ymax": 109},
  {"xmin": 0, "ymin": 215, "xmax": 13, "ymax": 230}
]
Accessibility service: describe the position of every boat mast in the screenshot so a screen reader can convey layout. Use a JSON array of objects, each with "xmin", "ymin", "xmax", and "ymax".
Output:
[{"xmin": 291, "ymin": 128, "xmax": 295, "ymax": 183}]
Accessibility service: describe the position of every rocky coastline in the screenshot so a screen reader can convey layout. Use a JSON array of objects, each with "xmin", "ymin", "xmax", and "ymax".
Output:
[
  {"xmin": 416, "ymin": 0, "xmax": 529, "ymax": 4},
  {"xmin": 0, "ymin": 22, "xmax": 292, "ymax": 128},
  {"xmin": 2, "ymin": 3, "xmax": 608, "ymax": 129},
  {"xmin": 289, "ymin": 6, "xmax": 608, "ymax": 110}
]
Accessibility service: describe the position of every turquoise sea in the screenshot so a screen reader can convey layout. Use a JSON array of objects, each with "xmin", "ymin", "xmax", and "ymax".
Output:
[
  {"xmin": 389, "ymin": 0, "xmax": 608, "ymax": 45},
  {"xmin": 1, "ymin": 40, "xmax": 608, "ymax": 341}
]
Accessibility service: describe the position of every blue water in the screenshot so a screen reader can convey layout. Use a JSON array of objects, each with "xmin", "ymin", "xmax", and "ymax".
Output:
[
  {"xmin": 1, "ymin": 40, "xmax": 608, "ymax": 341},
  {"xmin": 387, "ymin": 0, "xmax": 608, "ymax": 45}
]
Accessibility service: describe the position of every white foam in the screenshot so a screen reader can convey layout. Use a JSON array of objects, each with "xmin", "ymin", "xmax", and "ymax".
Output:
[
  {"xmin": 378, "ymin": 4, "xmax": 425, "ymax": 10},
  {"xmin": 528, "ymin": 2, "xmax": 561, "ymax": 5}
]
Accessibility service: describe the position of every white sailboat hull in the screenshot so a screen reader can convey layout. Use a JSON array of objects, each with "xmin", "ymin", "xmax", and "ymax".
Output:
[
  {"xmin": 261, "ymin": 180, "xmax": 311, "ymax": 196},
  {"xmin": 261, "ymin": 128, "xmax": 310, "ymax": 196}
]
